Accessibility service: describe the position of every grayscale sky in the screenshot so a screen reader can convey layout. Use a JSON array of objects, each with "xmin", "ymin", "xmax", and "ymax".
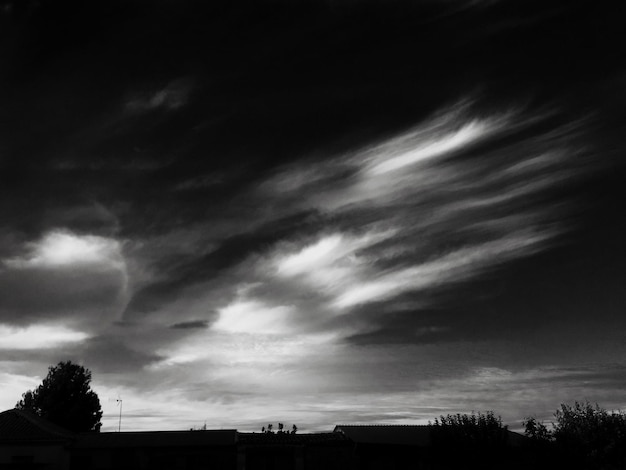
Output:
[{"xmin": 1, "ymin": 0, "xmax": 625, "ymax": 432}]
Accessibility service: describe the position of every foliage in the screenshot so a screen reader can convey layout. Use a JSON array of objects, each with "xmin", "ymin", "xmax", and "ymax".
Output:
[
  {"xmin": 524, "ymin": 401, "xmax": 626, "ymax": 469},
  {"xmin": 522, "ymin": 416, "xmax": 553, "ymax": 442},
  {"xmin": 261, "ymin": 423, "xmax": 298, "ymax": 434},
  {"xmin": 16, "ymin": 361, "xmax": 102, "ymax": 433},
  {"xmin": 429, "ymin": 411, "xmax": 509, "ymax": 448},
  {"xmin": 428, "ymin": 411, "xmax": 509, "ymax": 469}
]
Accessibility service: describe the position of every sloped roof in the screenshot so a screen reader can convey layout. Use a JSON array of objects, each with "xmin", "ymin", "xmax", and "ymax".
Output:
[
  {"xmin": 238, "ymin": 432, "xmax": 351, "ymax": 446},
  {"xmin": 74, "ymin": 430, "xmax": 237, "ymax": 448},
  {"xmin": 0, "ymin": 409, "xmax": 75, "ymax": 442},
  {"xmin": 505, "ymin": 430, "xmax": 528, "ymax": 448},
  {"xmin": 334, "ymin": 425, "xmax": 432, "ymax": 447}
]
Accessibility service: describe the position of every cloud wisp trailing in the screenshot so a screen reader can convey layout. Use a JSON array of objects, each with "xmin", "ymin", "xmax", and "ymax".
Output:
[{"xmin": 237, "ymin": 100, "xmax": 580, "ymax": 336}]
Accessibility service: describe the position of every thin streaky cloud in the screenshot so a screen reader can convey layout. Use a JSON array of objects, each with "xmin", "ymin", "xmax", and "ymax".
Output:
[
  {"xmin": 364, "ymin": 119, "xmax": 493, "ymax": 176},
  {"xmin": 0, "ymin": 324, "xmax": 89, "ymax": 350},
  {"xmin": 125, "ymin": 78, "xmax": 194, "ymax": 113}
]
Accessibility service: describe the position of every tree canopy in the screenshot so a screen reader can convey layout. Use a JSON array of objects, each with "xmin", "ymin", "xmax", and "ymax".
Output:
[
  {"xmin": 428, "ymin": 411, "xmax": 510, "ymax": 468},
  {"xmin": 524, "ymin": 401, "xmax": 626, "ymax": 469},
  {"xmin": 429, "ymin": 411, "xmax": 509, "ymax": 447},
  {"xmin": 16, "ymin": 361, "xmax": 102, "ymax": 433}
]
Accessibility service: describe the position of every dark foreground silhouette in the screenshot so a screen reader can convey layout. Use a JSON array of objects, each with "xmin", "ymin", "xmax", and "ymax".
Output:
[{"xmin": 3, "ymin": 407, "xmax": 614, "ymax": 470}]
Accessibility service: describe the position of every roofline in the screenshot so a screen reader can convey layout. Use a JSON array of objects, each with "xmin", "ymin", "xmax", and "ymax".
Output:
[
  {"xmin": 0, "ymin": 409, "xmax": 76, "ymax": 441},
  {"xmin": 0, "ymin": 438, "xmax": 73, "ymax": 445},
  {"xmin": 335, "ymin": 424, "xmax": 430, "ymax": 428},
  {"xmin": 85, "ymin": 429, "xmax": 238, "ymax": 435}
]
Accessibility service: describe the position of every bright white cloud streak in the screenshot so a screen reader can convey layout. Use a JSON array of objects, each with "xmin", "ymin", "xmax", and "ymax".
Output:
[
  {"xmin": 274, "ymin": 230, "xmax": 396, "ymax": 292},
  {"xmin": 365, "ymin": 119, "xmax": 491, "ymax": 176},
  {"xmin": 276, "ymin": 235, "xmax": 344, "ymax": 275},
  {"xmin": 0, "ymin": 324, "xmax": 89, "ymax": 350},
  {"xmin": 332, "ymin": 230, "xmax": 553, "ymax": 309},
  {"xmin": 5, "ymin": 230, "xmax": 124, "ymax": 269},
  {"xmin": 213, "ymin": 300, "xmax": 295, "ymax": 335},
  {"xmin": 257, "ymin": 101, "xmax": 573, "ymax": 316}
]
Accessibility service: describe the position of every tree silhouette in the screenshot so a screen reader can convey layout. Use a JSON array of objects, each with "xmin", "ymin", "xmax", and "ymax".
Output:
[
  {"xmin": 16, "ymin": 361, "xmax": 102, "ymax": 433},
  {"xmin": 525, "ymin": 401, "xmax": 626, "ymax": 469},
  {"xmin": 429, "ymin": 411, "xmax": 508, "ymax": 447},
  {"xmin": 428, "ymin": 411, "xmax": 509, "ymax": 468},
  {"xmin": 261, "ymin": 423, "xmax": 298, "ymax": 434},
  {"xmin": 522, "ymin": 416, "xmax": 552, "ymax": 442}
]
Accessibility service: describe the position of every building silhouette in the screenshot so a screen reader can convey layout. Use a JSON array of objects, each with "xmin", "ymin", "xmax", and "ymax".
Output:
[{"xmin": 0, "ymin": 409, "xmax": 532, "ymax": 470}]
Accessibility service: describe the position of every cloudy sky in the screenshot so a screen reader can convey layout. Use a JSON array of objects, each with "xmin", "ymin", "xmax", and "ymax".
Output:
[{"xmin": 1, "ymin": 0, "xmax": 625, "ymax": 432}]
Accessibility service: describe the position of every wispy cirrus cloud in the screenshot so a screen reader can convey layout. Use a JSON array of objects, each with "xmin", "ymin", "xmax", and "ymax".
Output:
[
  {"xmin": 125, "ymin": 78, "xmax": 194, "ymax": 114},
  {"xmin": 221, "ymin": 100, "xmax": 583, "ymax": 339}
]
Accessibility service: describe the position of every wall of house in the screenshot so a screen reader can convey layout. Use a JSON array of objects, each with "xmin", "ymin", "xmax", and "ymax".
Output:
[
  {"xmin": 352, "ymin": 444, "xmax": 426, "ymax": 470},
  {"xmin": 303, "ymin": 445, "xmax": 353, "ymax": 470},
  {"xmin": 70, "ymin": 446, "xmax": 237, "ymax": 470},
  {"xmin": 0, "ymin": 443, "xmax": 71, "ymax": 470},
  {"xmin": 237, "ymin": 443, "xmax": 354, "ymax": 470}
]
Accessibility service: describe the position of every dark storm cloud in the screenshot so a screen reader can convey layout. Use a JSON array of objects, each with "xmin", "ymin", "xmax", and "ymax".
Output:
[
  {"xmin": 0, "ymin": 264, "xmax": 123, "ymax": 320},
  {"xmin": 0, "ymin": 333, "xmax": 162, "ymax": 374},
  {"xmin": 0, "ymin": 230, "xmax": 128, "ymax": 327},
  {"xmin": 75, "ymin": 335, "xmax": 165, "ymax": 373},
  {"xmin": 170, "ymin": 320, "xmax": 209, "ymax": 330}
]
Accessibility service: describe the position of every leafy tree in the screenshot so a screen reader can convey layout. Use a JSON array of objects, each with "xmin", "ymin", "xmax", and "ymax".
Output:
[
  {"xmin": 522, "ymin": 416, "xmax": 552, "ymax": 442},
  {"xmin": 553, "ymin": 402, "xmax": 626, "ymax": 468},
  {"xmin": 524, "ymin": 402, "xmax": 626, "ymax": 469},
  {"xmin": 429, "ymin": 411, "xmax": 509, "ymax": 447},
  {"xmin": 428, "ymin": 411, "xmax": 509, "ymax": 468},
  {"xmin": 261, "ymin": 423, "xmax": 298, "ymax": 434},
  {"xmin": 16, "ymin": 361, "xmax": 102, "ymax": 433}
]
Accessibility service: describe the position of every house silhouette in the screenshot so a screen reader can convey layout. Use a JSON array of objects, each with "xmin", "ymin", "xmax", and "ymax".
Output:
[{"xmin": 0, "ymin": 409, "xmax": 532, "ymax": 470}]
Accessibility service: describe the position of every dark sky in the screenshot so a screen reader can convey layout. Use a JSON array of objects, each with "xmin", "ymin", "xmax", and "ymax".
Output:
[{"xmin": 1, "ymin": 0, "xmax": 625, "ymax": 431}]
